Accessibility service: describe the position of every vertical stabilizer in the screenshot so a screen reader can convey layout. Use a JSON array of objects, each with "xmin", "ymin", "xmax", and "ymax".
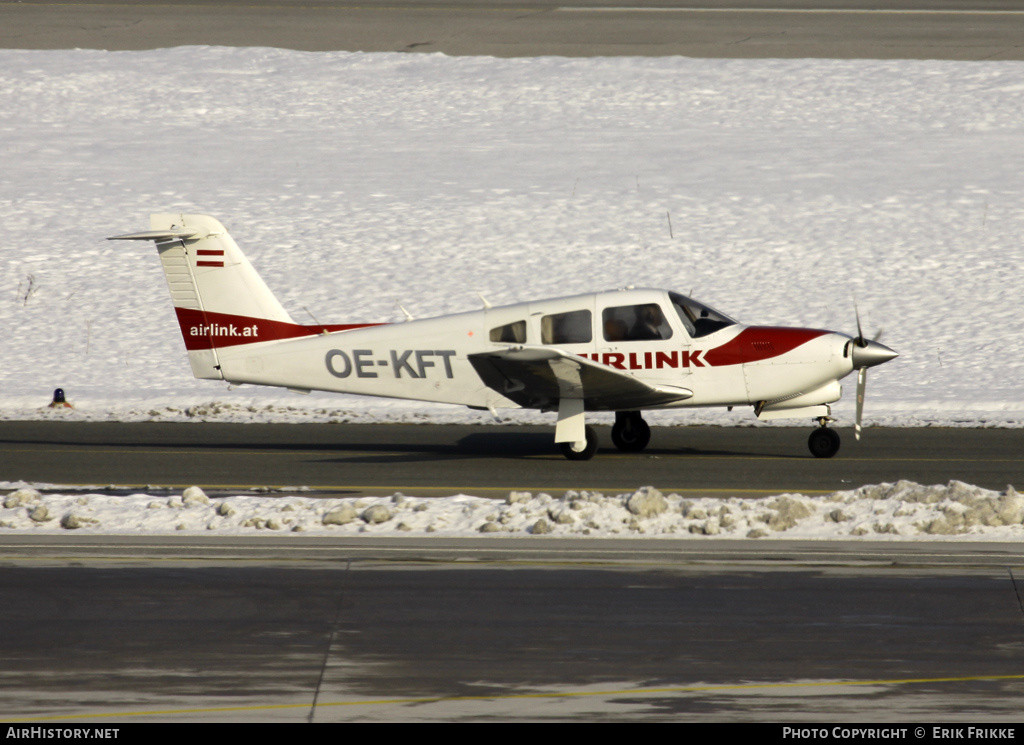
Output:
[
  {"xmin": 112, "ymin": 213, "xmax": 381, "ymax": 382},
  {"xmin": 111, "ymin": 214, "xmax": 296, "ymax": 380},
  {"xmin": 148, "ymin": 214, "xmax": 294, "ymax": 324}
]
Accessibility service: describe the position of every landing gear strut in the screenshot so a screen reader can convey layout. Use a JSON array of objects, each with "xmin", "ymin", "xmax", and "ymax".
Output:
[
  {"xmin": 612, "ymin": 411, "xmax": 651, "ymax": 453},
  {"xmin": 807, "ymin": 418, "xmax": 841, "ymax": 459}
]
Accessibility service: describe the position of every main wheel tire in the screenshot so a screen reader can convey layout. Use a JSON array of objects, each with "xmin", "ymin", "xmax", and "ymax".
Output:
[
  {"xmin": 808, "ymin": 427, "xmax": 841, "ymax": 458},
  {"xmin": 560, "ymin": 425, "xmax": 599, "ymax": 461},
  {"xmin": 611, "ymin": 416, "xmax": 651, "ymax": 452}
]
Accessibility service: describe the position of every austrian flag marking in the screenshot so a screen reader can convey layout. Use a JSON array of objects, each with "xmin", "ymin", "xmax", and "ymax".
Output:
[{"xmin": 195, "ymin": 248, "xmax": 225, "ymax": 268}]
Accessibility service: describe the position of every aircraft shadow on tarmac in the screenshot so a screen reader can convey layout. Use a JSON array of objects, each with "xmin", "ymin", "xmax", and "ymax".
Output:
[
  {"xmin": 454, "ymin": 432, "xmax": 790, "ymax": 459},
  {"xmin": 0, "ymin": 423, "xmax": 815, "ymax": 467},
  {"xmin": 305, "ymin": 431, "xmax": 803, "ymax": 464}
]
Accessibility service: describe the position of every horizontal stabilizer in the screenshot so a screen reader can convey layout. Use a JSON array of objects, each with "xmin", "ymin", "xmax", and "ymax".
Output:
[
  {"xmin": 108, "ymin": 228, "xmax": 200, "ymax": 242},
  {"xmin": 469, "ymin": 346, "xmax": 692, "ymax": 411}
]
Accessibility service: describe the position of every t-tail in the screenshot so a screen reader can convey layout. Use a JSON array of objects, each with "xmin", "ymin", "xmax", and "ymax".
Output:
[{"xmin": 110, "ymin": 214, "xmax": 374, "ymax": 380}]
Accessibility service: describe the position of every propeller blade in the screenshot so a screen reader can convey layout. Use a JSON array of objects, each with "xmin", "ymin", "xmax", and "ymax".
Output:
[
  {"xmin": 855, "ymin": 367, "xmax": 867, "ymax": 441},
  {"xmin": 849, "ymin": 304, "xmax": 894, "ymax": 441}
]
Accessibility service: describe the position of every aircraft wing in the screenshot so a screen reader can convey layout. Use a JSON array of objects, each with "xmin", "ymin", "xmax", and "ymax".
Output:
[{"xmin": 468, "ymin": 346, "xmax": 693, "ymax": 411}]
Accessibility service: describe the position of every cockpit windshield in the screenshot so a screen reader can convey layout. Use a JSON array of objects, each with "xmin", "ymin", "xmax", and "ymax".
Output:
[{"xmin": 669, "ymin": 292, "xmax": 737, "ymax": 338}]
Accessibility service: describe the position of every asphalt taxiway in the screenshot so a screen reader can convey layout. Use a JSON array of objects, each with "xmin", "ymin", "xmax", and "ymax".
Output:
[
  {"xmin": 3, "ymin": 0, "xmax": 1024, "ymax": 59},
  {"xmin": 3, "ymin": 421, "xmax": 1022, "ymax": 496},
  {"xmin": 1, "ymin": 536, "xmax": 1024, "ymax": 722}
]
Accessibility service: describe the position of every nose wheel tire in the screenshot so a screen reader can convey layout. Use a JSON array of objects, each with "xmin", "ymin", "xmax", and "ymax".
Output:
[
  {"xmin": 611, "ymin": 412, "xmax": 651, "ymax": 453},
  {"xmin": 560, "ymin": 425, "xmax": 599, "ymax": 461},
  {"xmin": 808, "ymin": 427, "xmax": 841, "ymax": 459}
]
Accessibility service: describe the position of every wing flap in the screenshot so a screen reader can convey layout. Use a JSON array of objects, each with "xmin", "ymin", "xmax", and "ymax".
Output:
[{"xmin": 469, "ymin": 346, "xmax": 692, "ymax": 411}]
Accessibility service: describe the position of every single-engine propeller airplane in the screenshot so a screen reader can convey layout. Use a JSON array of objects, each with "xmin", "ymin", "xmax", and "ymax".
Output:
[{"xmin": 111, "ymin": 214, "xmax": 898, "ymax": 461}]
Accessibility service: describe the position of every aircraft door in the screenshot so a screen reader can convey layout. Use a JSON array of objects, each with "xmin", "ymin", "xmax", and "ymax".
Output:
[{"xmin": 530, "ymin": 300, "xmax": 597, "ymax": 357}]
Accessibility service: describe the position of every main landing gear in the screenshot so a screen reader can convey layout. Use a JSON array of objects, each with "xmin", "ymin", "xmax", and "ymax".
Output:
[
  {"xmin": 807, "ymin": 417, "xmax": 841, "ymax": 459},
  {"xmin": 557, "ymin": 411, "xmax": 653, "ymax": 461},
  {"xmin": 559, "ymin": 425, "xmax": 599, "ymax": 461},
  {"xmin": 612, "ymin": 411, "xmax": 651, "ymax": 453}
]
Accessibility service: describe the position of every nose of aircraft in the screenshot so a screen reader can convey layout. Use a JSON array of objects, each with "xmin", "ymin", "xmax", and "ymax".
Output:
[{"xmin": 851, "ymin": 338, "xmax": 898, "ymax": 370}]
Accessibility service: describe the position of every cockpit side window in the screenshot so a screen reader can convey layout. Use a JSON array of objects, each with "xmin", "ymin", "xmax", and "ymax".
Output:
[
  {"xmin": 669, "ymin": 292, "xmax": 736, "ymax": 338},
  {"xmin": 602, "ymin": 304, "xmax": 673, "ymax": 342},
  {"xmin": 541, "ymin": 310, "xmax": 592, "ymax": 344},
  {"xmin": 489, "ymin": 320, "xmax": 527, "ymax": 344}
]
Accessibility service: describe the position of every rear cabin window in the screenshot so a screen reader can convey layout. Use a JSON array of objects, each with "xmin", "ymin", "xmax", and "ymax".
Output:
[
  {"xmin": 489, "ymin": 320, "xmax": 527, "ymax": 343},
  {"xmin": 541, "ymin": 310, "xmax": 592, "ymax": 344},
  {"xmin": 602, "ymin": 304, "xmax": 673, "ymax": 342}
]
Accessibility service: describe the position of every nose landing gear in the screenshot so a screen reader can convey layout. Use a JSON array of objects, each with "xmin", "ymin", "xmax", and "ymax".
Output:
[{"xmin": 808, "ymin": 418, "xmax": 841, "ymax": 458}]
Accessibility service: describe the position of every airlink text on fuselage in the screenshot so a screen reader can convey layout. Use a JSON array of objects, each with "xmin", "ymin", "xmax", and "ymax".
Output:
[
  {"xmin": 190, "ymin": 323, "xmax": 260, "ymax": 338},
  {"xmin": 579, "ymin": 350, "xmax": 706, "ymax": 369}
]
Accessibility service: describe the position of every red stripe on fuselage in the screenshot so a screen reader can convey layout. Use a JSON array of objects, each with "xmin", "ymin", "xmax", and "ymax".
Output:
[
  {"xmin": 703, "ymin": 326, "xmax": 830, "ymax": 367},
  {"xmin": 174, "ymin": 307, "xmax": 384, "ymax": 350}
]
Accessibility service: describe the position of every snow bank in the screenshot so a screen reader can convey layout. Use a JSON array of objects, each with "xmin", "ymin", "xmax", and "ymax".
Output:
[{"xmin": 2, "ymin": 481, "xmax": 1021, "ymax": 540}]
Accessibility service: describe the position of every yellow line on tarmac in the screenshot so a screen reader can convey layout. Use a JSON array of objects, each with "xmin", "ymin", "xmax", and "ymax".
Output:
[{"xmin": 6, "ymin": 673, "xmax": 1024, "ymax": 722}]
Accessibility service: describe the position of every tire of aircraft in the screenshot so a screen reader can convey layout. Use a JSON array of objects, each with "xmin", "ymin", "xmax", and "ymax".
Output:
[
  {"xmin": 560, "ymin": 425, "xmax": 599, "ymax": 461},
  {"xmin": 611, "ymin": 416, "xmax": 651, "ymax": 452},
  {"xmin": 807, "ymin": 427, "xmax": 841, "ymax": 458}
]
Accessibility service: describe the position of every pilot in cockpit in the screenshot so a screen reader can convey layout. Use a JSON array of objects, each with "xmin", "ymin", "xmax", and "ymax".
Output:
[{"xmin": 630, "ymin": 304, "xmax": 664, "ymax": 340}]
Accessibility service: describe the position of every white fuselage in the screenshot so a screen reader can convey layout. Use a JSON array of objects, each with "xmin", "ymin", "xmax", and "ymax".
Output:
[{"xmin": 212, "ymin": 288, "xmax": 854, "ymax": 414}]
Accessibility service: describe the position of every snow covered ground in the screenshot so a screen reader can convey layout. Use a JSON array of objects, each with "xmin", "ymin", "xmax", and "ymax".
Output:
[
  {"xmin": 1, "ymin": 49, "xmax": 1021, "ymax": 539},
  {"xmin": 0, "ymin": 48, "xmax": 1022, "ymax": 428}
]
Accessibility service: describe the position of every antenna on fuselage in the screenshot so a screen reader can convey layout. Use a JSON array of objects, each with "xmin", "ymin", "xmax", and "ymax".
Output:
[{"xmin": 302, "ymin": 306, "xmax": 322, "ymax": 325}]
